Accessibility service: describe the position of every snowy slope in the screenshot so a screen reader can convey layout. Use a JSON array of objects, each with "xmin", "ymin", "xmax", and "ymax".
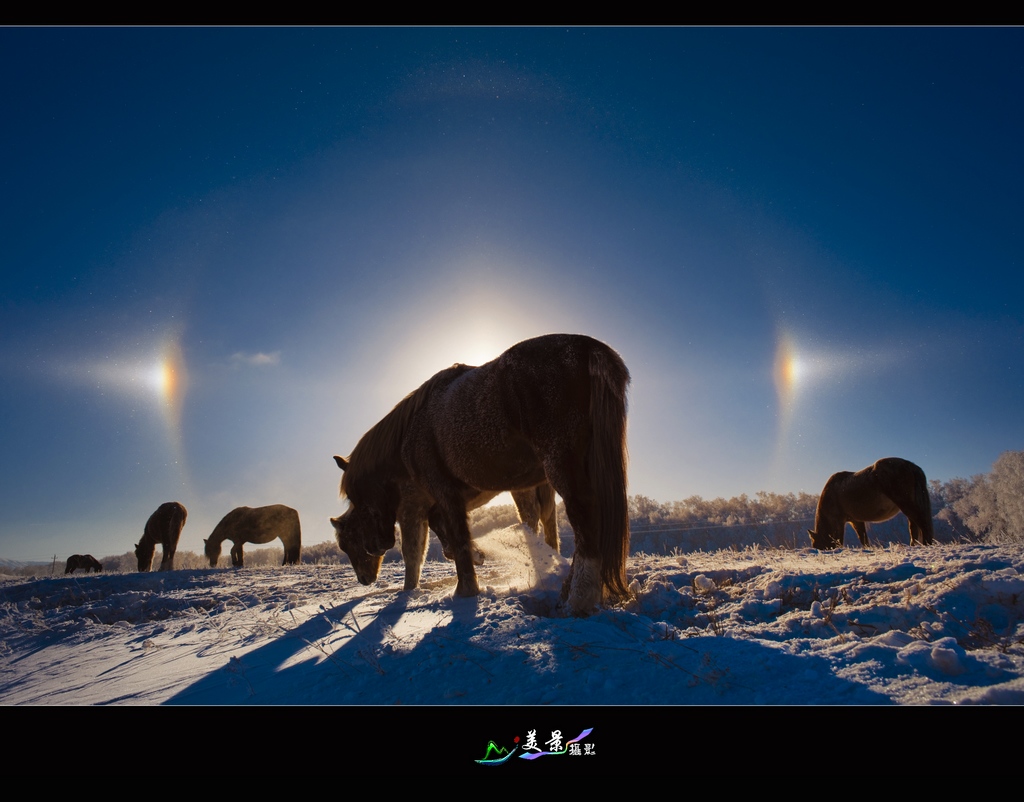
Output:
[{"xmin": 3, "ymin": 526, "xmax": 1023, "ymax": 709}]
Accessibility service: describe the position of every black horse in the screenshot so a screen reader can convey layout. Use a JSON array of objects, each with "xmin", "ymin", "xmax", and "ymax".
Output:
[
  {"xmin": 65, "ymin": 554, "xmax": 102, "ymax": 574},
  {"xmin": 331, "ymin": 333, "xmax": 630, "ymax": 616}
]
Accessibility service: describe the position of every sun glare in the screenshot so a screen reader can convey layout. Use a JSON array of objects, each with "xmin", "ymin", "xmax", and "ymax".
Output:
[
  {"xmin": 155, "ymin": 337, "xmax": 188, "ymax": 431},
  {"xmin": 149, "ymin": 361, "xmax": 171, "ymax": 396},
  {"xmin": 773, "ymin": 332, "xmax": 802, "ymax": 410},
  {"xmin": 68, "ymin": 332, "xmax": 190, "ymax": 466},
  {"xmin": 770, "ymin": 330, "xmax": 809, "ymax": 482}
]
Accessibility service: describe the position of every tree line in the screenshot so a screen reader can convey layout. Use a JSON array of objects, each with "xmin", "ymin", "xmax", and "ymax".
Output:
[{"xmin": 469, "ymin": 449, "xmax": 1024, "ymax": 553}]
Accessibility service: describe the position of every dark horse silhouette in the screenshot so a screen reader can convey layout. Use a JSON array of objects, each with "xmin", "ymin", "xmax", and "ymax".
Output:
[
  {"xmin": 204, "ymin": 504, "xmax": 302, "ymax": 567},
  {"xmin": 136, "ymin": 501, "xmax": 187, "ymax": 571},
  {"xmin": 331, "ymin": 333, "xmax": 630, "ymax": 617},
  {"xmin": 808, "ymin": 457, "xmax": 934, "ymax": 549},
  {"xmin": 334, "ymin": 454, "xmax": 557, "ymax": 591},
  {"xmin": 65, "ymin": 554, "xmax": 102, "ymax": 574}
]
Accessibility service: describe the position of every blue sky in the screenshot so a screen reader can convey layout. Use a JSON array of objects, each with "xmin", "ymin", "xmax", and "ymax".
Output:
[{"xmin": 2, "ymin": 27, "xmax": 1021, "ymax": 561}]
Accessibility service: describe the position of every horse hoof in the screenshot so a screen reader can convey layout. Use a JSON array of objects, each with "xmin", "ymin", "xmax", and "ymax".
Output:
[{"xmin": 454, "ymin": 579, "xmax": 481, "ymax": 597}]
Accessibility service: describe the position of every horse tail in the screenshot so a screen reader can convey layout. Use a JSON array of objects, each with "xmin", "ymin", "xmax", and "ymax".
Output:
[
  {"xmin": 914, "ymin": 466, "xmax": 935, "ymax": 545},
  {"xmin": 588, "ymin": 344, "xmax": 631, "ymax": 600},
  {"xmin": 169, "ymin": 503, "xmax": 186, "ymax": 544}
]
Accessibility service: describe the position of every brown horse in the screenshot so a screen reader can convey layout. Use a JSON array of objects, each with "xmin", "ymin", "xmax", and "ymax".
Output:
[
  {"xmin": 334, "ymin": 454, "xmax": 557, "ymax": 590},
  {"xmin": 204, "ymin": 504, "xmax": 302, "ymax": 567},
  {"xmin": 808, "ymin": 457, "xmax": 934, "ymax": 549},
  {"xmin": 136, "ymin": 501, "xmax": 187, "ymax": 571},
  {"xmin": 331, "ymin": 333, "xmax": 630, "ymax": 617},
  {"xmin": 65, "ymin": 554, "xmax": 102, "ymax": 574}
]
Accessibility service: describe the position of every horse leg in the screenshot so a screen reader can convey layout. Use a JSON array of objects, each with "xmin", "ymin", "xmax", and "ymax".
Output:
[
  {"xmin": 538, "ymin": 483, "xmax": 559, "ymax": 552},
  {"xmin": 908, "ymin": 517, "xmax": 932, "ymax": 545},
  {"xmin": 428, "ymin": 506, "xmax": 484, "ymax": 566},
  {"xmin": 852, "ymin": 521, "xmax": 869, "ymax": 547},
  {"xmin": 399, "ymin": 518, "xmax": 429, "ymax": 591},
  {"xmin": 430, "ymin": 498, "xmax": 480, "ymax": 597},
  {"xmin": 230, "ymin": 542, "xmax": 244, "ymax": 567},
  {"xmin": 544, "ymin": 458, "xmax": 602, "ymax": 616},
  {"xmin": 160, "ymin": 541, "xmax": 176, "ymax": 571},
  {"xmin": 904, "ymin": 508, "xmax": 934, "ymax": 546},
  {"xmin": 512, "ymin": 488, "xmax": 541, "ymax": 533},
  {"xmin": 281, "ymin": 543, "xmax": 297, "ymax": 565},
  {"xmin": 885, "ymin": 477, "xmax": 935, "ymax": 546}
]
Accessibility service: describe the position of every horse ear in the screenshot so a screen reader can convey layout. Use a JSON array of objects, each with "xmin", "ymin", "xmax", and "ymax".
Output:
[{"xmin": 334, "ymin": 455, "xmax": 348, "ymax": 471}]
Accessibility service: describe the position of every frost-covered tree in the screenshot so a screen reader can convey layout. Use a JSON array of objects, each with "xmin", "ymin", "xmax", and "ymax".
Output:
[
  {"xmin": 951, "ymin": 450, "xmax": 1024, "ymax": 542},
  {"xmin": 930, "ymin": 476, "xmax": 976, "ymax": 540},
  {"xmin": 952, "ymin": 474, "xmax": 999, "ymax": 539},
  {"xmin": 991, "ymin": 450, "xmax": 1024, "ymax": 540}
]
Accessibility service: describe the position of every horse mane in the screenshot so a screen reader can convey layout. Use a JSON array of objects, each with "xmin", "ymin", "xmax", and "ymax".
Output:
[{"xmin": 341, "ymin": 364, "xmax": 471, "ymax": 497}]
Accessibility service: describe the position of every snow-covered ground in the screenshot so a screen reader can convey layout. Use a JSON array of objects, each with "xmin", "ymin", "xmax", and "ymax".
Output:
[{"xmin": 3, "ymin": 526, "xmax": 1023, "ymax": 709}]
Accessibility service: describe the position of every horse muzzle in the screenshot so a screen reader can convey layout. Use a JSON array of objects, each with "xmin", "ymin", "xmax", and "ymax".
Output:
[{"xmin": 352, "ymin": 551, "xmax": 386, "ymax": 585}]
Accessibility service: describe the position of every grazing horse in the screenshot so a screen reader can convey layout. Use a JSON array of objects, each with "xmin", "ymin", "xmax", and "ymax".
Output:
[
  {"xmin": 331, "ymin": 333, "xmax": 630, "ymax": 617},
  {"xmin": 808, "ymin": 457, "xmax": 934, "ymax": 549},
  {"xmin": 204, "ymin": 504, "xmax": 302, "ymax": 567},
  {"xmin": 136, "ymin": 501, "xmax": 187, "ymax": 572},
  {"xmin": 65, "ymin": 554, "xmax": 102, "ymax": 574},
  {"xmin": 334, "ymin": 454, "xmax": 558, "ymax": 591}
]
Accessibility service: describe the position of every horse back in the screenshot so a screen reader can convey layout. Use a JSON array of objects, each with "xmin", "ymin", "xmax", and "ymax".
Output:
[
  {"xmin": 218, "ymin": 504, "xmax": 300, "ymax": 545},
  {"xmin": 144, "ymin": 501, "xmax": 187, "ymax": 544},
  {"xmin": 421, "ymin": 367, "xmax": 547, "ymax": 491},
  {"xmin": 819, "ymin": 470, "xmax": 889, "ymax": 523},
  {"xmin": 420, "ymin": 335, "xmax": 626, "ymax": 491},
  {"xmin": 870, "ymin": 458, "xmax": 926, "ymax": 499}
]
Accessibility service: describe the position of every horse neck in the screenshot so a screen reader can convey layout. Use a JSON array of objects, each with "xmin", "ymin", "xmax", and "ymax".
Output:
[
  {"xmin": 137, "ymin": 538, "xmax": 155, "ymax": 566},
  {"xmin": 344, "ymin": 368, "xmax": 464, "ymax": 492},
  {"xmin": 207, "ymin": 528, "xmax": 232, "ymax": 547}
]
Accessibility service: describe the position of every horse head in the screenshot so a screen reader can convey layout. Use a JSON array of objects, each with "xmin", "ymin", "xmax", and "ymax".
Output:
[
  {"xmin": 807, "ymin": 527, "xmax": 841, "ymax": 550},
  {"xmin": 331, "ymin": 498, "xmax": 400, "ymax": 585},
  {"xmin": 332, "ymin": 456, "xmax": 399, "ymax": 585},
  {"xmin": 135, "ymin": 540, "xmax": 155, "ymax": 572},
  {"xmin": 203, "ymin": 537, "xmax": 221, "ymax": 567}
]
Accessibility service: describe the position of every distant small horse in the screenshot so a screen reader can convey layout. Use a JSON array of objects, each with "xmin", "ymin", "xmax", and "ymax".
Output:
[
  {"xmin": 204, "ymin": 504, "xmax": 302, "ymax": 567},
  {"xmin": 808, "ymin": 457, "xmax": 934, "ymax": 549},
  {"xmin": 136, "ymin": 501, "xmax": 187, "ymax": 571},
  {"xmin": 334, "ymin": 455, "xmax": 558, "ymax": 591},
  {"xmin": 65, "ymin": 554, "xmax": 102, "ymax": 574},
  {"xmin": 331, "ymin": 333, "xmax": 630, "ymax": 617}
]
